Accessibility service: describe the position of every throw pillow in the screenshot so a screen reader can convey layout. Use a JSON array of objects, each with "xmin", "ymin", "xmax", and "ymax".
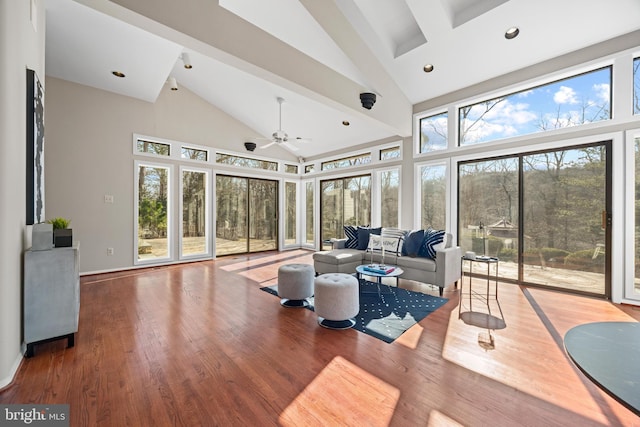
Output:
[
  {"xmin": 382, "ymin": 228, "xmax": 408, "ymax": 255},
  {"xmin": 344, "ymin": 225, "xmax": 358, "ymax": 249},
  {"xmin": 357, "ymin": 226, "xmax": 381, "ymax": 250},
  {"xmin": 368, "ymin": 234, "xmax": 382, "ymax": 250},
  {"xmin": 402, "ymin": 229, "xmax": 425, "ymax": 257},
  {"xmin": 418, "ymin": 229, "xmax": 446, "ymax": 259}
]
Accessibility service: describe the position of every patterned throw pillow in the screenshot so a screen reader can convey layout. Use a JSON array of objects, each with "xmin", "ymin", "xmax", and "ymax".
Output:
[
  {"xmin": 344, "ymin": 225, "xmax": 358, "ymax": 249},
  {"xmin": 382, "ymin": 228, "xmax": 408, "ymax": 255},
  {"xmin": 418, "ymin": 229, "xmax": 446, "ymax": 259}
]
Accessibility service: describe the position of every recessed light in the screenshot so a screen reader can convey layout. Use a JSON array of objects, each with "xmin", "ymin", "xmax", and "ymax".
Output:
[
  {"xmin": 505, "ymin": 27, "xmax": 520, "ymax": 40},
  {"xmin": 111, "ymin": 71, "xmax": 125, "ymax": 78},
  {"xmin": 423, "ymin": 64, "xmax": 434, "ymax": 73},
  {"xmin": 342, "ymin": 120, "xmax": 350, "ymax": 126}
]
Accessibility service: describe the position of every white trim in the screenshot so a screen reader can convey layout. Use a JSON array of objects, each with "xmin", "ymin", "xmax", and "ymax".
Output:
[
  {"xmin": 0, "ymin": 352, "xmax": 24, "ymax": 390},
  {"xmin": 624, "ymin": 128, "xmax": 640, "ymax": 302}
]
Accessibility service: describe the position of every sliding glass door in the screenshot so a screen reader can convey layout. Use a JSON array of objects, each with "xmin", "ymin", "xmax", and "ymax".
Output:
[
  {"xmin": 458, "ymin": 141, "xmax": 611, "ymax": 297},
  {"xmin": 216, "ymin": 175, "xmax": 277, "ymax": 256},
  {"xmin": 522, "ymin": 144, "xmax": 610, "ymax": 296}
]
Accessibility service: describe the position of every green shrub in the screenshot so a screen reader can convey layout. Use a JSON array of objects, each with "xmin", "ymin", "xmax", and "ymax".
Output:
[
  {"xmin": 497, "ymin": 248, "xmax": 517, "ymax": 262},
  {"xmin": 564, "ymin": 249, "xmax": 605, "ymax": 272}
]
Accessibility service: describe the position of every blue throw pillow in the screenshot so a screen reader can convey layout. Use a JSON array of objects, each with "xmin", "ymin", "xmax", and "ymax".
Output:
[
  {"xmin": 356, "ymin": 226, "xmax": 381, "ymax": 250},
  {"xmin": 402, "ymin": 229, "xmax": 425, "ymax": 257},
  {"xmin": 418, "ymin": 229, "xmax": 445, "ymax": 259},
  {"xmin": 344, "ymin": 225, "xmax": 358, "ymax": 249}
]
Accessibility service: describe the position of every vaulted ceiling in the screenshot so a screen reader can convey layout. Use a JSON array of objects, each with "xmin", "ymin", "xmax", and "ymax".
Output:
[{"xmin": 45, "ymin": 0, "xmax": 640, "ymax": 158}]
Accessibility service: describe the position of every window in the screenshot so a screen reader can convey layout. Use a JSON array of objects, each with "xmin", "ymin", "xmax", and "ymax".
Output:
[
  {"xmin": 136, "ymin": 162, "xmax": 171, "ymax": 262},
  {"xmin": 181, "ymin": 168, "xmax": 209, "ymax": 257},
  {"xmin": 216, "ymin": 176, "xmax": 278, "ymax": 256},
  {"xmin": 380, "ymin": 146, "xmax": 401, "ymax": 160},
  {"xmin": 284, "ymin": 164, "xmax": 298, "ymax": 174},
  {"xmin": 136, "ymin": 139, "xmax": 170, "ymax": 156},
  {"xmin": 321, "ymin": 153, "xmax": 371, "ymax": 171},
  {"xmin": 634, "ymin": 57, "xmax": 640, "ymax": 115},
  {"xmin": 419, "ymin": 112, "xmax": 448, "ymax": 153},
  {"xmin": 284, "ymin": 182, "xmax": 297, "ymax": 245},
  {"xmin": 380, "ymin": 169, "xmax": 399, "ymax": 228},
  {"xmin": 320, "ymin": 175, "xmax": 370, "ymax": 242},
  {"xmin": 459, "ymin": 66, "xmax": 612, "ymax": 146},
  {"xmin": 181, "ymin": 146, "xmax": 208, "ymax": 162},
  {"xmin": 418, "ymin": 164, "xmax": 447, "ymax": 230},
  {"xmin": 215, "ymin": 153, "xmax": 278, "ymax": 171},
  {"xmin": 304, "ymin": 164, "xmax": 315, "ymax": 174},
  {"xmin": 305, "ymin": 181, "xmax": 314, "ymax": 246}
]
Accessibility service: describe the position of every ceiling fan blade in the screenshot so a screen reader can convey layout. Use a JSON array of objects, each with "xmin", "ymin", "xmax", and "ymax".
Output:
[
  {"xmin": 282, "ymin": 141, "xmax": 299, "ymax": 152},
  {"xmin": 260, "ymin": 141, "xmax": 276, "ymax": 149}
]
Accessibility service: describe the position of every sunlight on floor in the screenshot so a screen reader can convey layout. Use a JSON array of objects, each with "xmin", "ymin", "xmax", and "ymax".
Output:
[
  {"xmin": 441, "ymin": 285, "xmax": 638, "ymax": 425},
  {"xmin": 279, "ymin": 356, "xmax": 399, "ymax": 427},
  {"xmin": 392, "ymin": 322, "xmax": 423, "ymax": 349},
  {"xmin": 427, "ymin": 410, "xmax": 464, "ymax": 426}
]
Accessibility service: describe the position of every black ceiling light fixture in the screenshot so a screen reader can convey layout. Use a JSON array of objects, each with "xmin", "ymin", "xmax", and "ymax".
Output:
[
  {"xmin": 505, "ymin": 26, "xmax": 520, "ymax": 40},
  {"xmin": 360, "ymin": 92, "xmax": 376, "ymax": 110},
  {"xmin": 244, "ymin": 142, "xmax": 257, "ymax": 152}
]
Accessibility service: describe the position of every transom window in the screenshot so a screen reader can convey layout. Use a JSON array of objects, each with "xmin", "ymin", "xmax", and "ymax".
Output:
[
  {"xmin": 459, "ymin": 66, "xmax": 612, "ymax": 146},
  {"xmin": 215, "ymin": 153, "xmax": 278, "ymax": 171},
  {"xmin": 136, "ymin": 139, "xmax": 170, "ymax": 156},
  {"xmin": 321, "ymin": 153, "xmax": 371, "ymax": 171},
  {"xmin": 181, "ymin": 146, "xmax": 208, "ymax": 162},
  {"xmin": 380, "ymin": 146, "xmax": 401, "ymax": 160}
]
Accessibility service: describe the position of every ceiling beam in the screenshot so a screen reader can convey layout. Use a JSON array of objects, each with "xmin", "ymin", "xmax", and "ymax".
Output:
[{"xmin": 77, "ymin": 0, "xmax": 412, "ymax": 136}]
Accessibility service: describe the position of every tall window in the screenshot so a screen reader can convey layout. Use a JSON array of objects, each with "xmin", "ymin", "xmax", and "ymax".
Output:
[
  {"xmin": 320, "ymin": 175, "xmax": 370, "ymax": 242},
  {"xmin": 181, "ymin": 168, "xmax": 208, "ymax": 257},
  {"xmin": 419, "ymin": 112, "xmax": 448, "ymax": 153},
  {"xmin": 284, "ymin": 182, "xmax": 297, "ymax": 245},
  {"xmin": 459, "ymin": 158, "xmax": 519, "ymax": 279},
  {"xmin": 136, "ymin": 162, "xmax": 171, "ymax": 262},
  {"xmin": 459, "ymin": 66, "xmax": 612, "ymax": 145},
  {"xmin": 305, "ymin": 181, "xmax": 314, "ymax": 246},
  {"xmin": 634, "ymin": 57, "xmax": 640, "ymax": 115},
  {"xmin": 419, "ymin": 164, "xmax": 446, "ymax": 230},
  {"xmin": 380, "ymin": 169, "xmax": 399, "ymax": 228}
]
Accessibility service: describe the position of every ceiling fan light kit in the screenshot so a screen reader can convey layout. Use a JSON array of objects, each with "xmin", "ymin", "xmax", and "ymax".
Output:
[{"xmin": 256, "ymin": 97, "xmax": 310, "ymax": 152}]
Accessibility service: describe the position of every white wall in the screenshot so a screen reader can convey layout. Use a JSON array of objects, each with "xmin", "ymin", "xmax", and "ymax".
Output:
[
  {"xmin": 45, "ymin": 77, "xmax": 295, "ymax": 273},
  {"xmin": 0, "ymin": 0, "xmax": 46, "ymax": 388}
]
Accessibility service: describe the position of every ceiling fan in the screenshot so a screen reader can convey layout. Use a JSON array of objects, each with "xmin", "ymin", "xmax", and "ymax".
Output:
[{"xmin": 258, "ymin": 97, "xmax": 310, "ymax": 152}]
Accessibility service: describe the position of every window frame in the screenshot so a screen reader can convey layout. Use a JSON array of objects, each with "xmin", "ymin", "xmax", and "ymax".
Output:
[
  {"xmin": 179, "ymin": 165, "xmax": 212, "ymax": 260},
  {"xmin": 134, "ymin": 160, "xmax": 173, "ymax": 265}
]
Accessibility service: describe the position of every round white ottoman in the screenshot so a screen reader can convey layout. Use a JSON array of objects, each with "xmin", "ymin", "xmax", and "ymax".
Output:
[
  {"xmin": 278, "ymin": 264, "xmax": 315, "ymax": 308},
  {"xmin": 314, "ymin": 273, "xmax": 359, "ymax": 329}
]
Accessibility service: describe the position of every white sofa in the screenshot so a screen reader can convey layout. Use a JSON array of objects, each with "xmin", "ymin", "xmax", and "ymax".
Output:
[{"xmin": 313, "ymin": 233, "xmax": 462, "ymax": 296}]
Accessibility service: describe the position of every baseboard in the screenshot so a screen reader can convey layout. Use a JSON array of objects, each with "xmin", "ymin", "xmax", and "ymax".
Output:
[{"xmin": 0, "ymin": 351, "xmax": 24, "ymax": 391}]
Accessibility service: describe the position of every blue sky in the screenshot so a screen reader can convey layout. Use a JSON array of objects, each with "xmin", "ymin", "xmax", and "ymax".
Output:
[{"xmin": 421, "ymin": 66, "xmax": 617, "ymax": 150}]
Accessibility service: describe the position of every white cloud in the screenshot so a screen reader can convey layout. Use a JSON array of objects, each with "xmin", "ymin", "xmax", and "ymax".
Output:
[
  {"xmin": 593, "ymin": 83, "xmax": 610, "ymax": 103},
  {"xmin": 553, "ymin": 86, "xmax": 578, "ymax": 104}
]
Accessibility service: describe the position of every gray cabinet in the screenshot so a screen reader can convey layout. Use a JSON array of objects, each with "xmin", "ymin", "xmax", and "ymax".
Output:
[{"xmin": 23, "ymin": 245, "xmax": 79, "ymax": 357}]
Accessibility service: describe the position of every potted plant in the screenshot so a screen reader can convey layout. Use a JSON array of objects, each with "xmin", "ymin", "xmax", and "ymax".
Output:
[{"xmin": 47, "ymin": 217, "xmax": 72, "ymax": 247}]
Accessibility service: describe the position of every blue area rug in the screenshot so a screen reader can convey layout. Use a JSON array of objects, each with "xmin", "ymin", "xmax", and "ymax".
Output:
[{"xmin": 261, "ymin": 280, "xmax": 448, "ymax": 343}]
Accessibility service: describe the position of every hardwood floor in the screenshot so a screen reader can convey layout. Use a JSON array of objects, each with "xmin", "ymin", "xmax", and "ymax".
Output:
[{"xmin": 2, "ymin": 250, "xmax": 639, "ymax": 426}]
